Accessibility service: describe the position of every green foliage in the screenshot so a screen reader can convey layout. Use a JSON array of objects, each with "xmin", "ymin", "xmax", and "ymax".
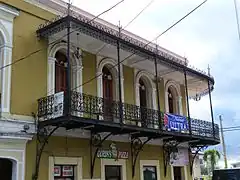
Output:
[{"xmin": 203, "ymin": 149, "xmax": 221, "ymax": 174}]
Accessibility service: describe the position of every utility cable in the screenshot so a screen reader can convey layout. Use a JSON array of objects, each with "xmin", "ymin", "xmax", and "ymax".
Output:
[
  {"xmin": 223, "ymin": 125, "xmax": 240, "ymax": 130},
  {"xmin": 71, "ymin": 0, "xmax": 208, "ymax": 91},
  {"xmin": 96, "ymin": 0, "xmax": 155, "ymax": 55},
  {"xmin": 0, "ymin": 0, "xmax": 124, "ymax": 71},
  {"xmin": 223, "ymin": 128, "xmax": 240, "ymax": 132},
  {"xmin": 234, "ymin": 0, "xmax": 240, "ymax": 40}
]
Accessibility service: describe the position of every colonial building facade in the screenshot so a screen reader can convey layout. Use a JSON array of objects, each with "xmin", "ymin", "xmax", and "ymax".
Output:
[{"xmin": 0, "ymin": 0, "xmax": 220, "ymax": 180}]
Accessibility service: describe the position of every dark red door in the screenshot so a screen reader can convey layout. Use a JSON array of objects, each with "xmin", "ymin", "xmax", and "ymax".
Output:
[
  {"xmin": 168, "ymin": 89, "xmax": 174, "ymax": 114},
  {"xmin": 173, "ymin": 167, "xmax": 182, "ymax": 180},
  {"xmin": 139, "ymin": 79, "xmax": 147, "ymax": 127},
  {"xmin": 102, "ymin": 67, "xmax": 113, "ymax": 121},
  {"xmin": 55, "ymin": 51, "xmax": 67, "ymax": 93}
]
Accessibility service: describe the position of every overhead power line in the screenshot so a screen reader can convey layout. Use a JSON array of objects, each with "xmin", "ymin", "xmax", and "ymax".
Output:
[
  {"xmin": 223, "ymin": 125, "xmax": 240, "ymax": 130},
  {"xmin": 223, "ymin": 128, "xmax": 240, "ymax": 132},
  {"xmin": 71, "ymin": 0, "xmax": 208, "ymax": 91},
  {"xmin": 233, "ymin": 0, "xmax": 240, "ymax": 40},
  {"xmin": 123, "ymin": 0, "xmax": 155, "ymax": 29},
  {"xmin": 0, "ymin": 0, "xmax": 124, "ymax": 71},
  {"xmin": 95, "ymin": 0, "xmax": 155, "ymax": 55}
]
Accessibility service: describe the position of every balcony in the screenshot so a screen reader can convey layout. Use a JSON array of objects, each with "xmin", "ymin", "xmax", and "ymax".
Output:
[{"xmin": 37, "ymin": 91, "xmax": 220, "ymax": 145}]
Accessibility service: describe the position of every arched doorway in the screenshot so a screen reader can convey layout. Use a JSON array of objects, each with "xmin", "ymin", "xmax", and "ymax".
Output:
[
  {"xmin": 167, "ymin": 86, "xmax": 178, "ymax": 114},
  {"xmin": 55, "ymin": 51, "xmax": 67, "ymax": 93},
  {"xmin": 0, "ymin": 158, "xmax": 13, "ymax": 180},
  {"xmin": 102, "ymin": 66, "xmax": 113, "ymax": 121},
  {"xmin": 168, "ymin": 88, "xmax": 174, "ymax": 114},
  {"xmin": 139, "ymin": 78, "xmax": 148, "ymax": 127}
]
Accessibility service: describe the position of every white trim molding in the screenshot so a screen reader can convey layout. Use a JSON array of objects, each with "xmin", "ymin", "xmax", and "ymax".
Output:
[
  {"xmin": 140, "ymin": 160, "xmax": 161, "ymax": 180},
  {"xmin": 171, "ymin": 166, "xmax": 188, "ymax": 180},
  {"xmin": 164, "ymin": 80, "xmax": 182, "ymax": 115},
  {"xmin": 101, "ymin": 159, "xmax": 127, "ymax": 180},
  {"xmin": 0, "ymin": 138, "xmax": 28, "ymax": 180},
  {"xmin": 135, "ymin": 69, "xmax": 156, "ymax": 109},
  {"xmin": 96, "ymin": 56, "xmax": 124, "ymax": 102},
  {"xmin": 0, "ymin": 3, "xmax": 19, "ymax": 113},
  {"xmin": 49, "ymin": 156, "xmax": 83, "ymax": 180},
  {"xmin": 47, "ymin": 42, "xmax": 83, "ymax": 95}
]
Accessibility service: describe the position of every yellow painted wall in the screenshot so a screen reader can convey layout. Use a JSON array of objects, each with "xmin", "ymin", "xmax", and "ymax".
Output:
[
  {"xmin": 11, "ymin": 10, "xmax": 49, "ymax": 116},
  {"xmin": 82, "ymin": 51, "xmax": 97, "ymax": 96},
  {"xmin": 2, "ymin": 0, "xmax": 56, "ymax": 116},
  {"xmin": 123, "ymin": 65, "xmax": 135, "ymax": 105},
  {"xmin": 158, "ymin": 80, "xmax": 165, "ymax": 112},
  {"xmin": 26, "ymin": 136, "xmax": 190, "ymax": 180}
]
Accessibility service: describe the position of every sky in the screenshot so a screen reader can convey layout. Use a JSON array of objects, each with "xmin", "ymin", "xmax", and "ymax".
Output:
[{"xmin": 67, "ymin": 0, "xmax": 240, "ymax": 167}]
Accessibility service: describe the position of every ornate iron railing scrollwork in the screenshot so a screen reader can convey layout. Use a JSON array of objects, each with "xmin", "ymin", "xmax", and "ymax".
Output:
[
  {"xmin": 90, "ymin": 132, "xmax": 113, "ymax": 178},
  {"xmin": 38, "ymin": 92, "xmax": 220, "ymax": 142},
  {"xmin": 188, "ymin": 145, "xmax": 208, "ymax": 175},
  {"xmin": 131, "ymin": 137, "xmax": 152, "ymax": 177},
  {"xmin": 162, "ymin": 140, "xmax": 180, "ymax": 177}
]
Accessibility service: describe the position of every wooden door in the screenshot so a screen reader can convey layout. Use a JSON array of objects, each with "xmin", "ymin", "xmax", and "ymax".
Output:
[
  {"xmin": 168, "ymin": 89, "xmax": 174, "ymax": 114},
  {"xmin": 139, "ymin": 79, "xmax": 147, "ymax": 127},
  {"xmin": 173, "ymin": 167, "xmax": 182, "ymax": 180},
  {"xmin": 55, "ymin": 51, "xmax": 67, "ymax": 93},
  {"xmin": 102, "ymin": 67, "xmax": 113, "ymax": 121}
]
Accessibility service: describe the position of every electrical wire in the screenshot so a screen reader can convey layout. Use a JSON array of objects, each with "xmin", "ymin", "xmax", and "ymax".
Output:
[
  {"xmin": 0, "ymin": 0, "xmax": 124, "ymax": 71},
  {"xmin": 223, "ymin": 125, "xmax": 240, "ymax": 130},
  {"xmin": 71, "ymin": 0, "xmax": 208, "ymax": 91},
  {"xmin": 95, "ymin": 0, "xmax": 155, "ymax": 55},
  {"xmin": 234, "ymin": 0, "xmax": 240, "ymax": 40},
  {"xmin": 223, "ymin": 128, "xmax": 240, "ymax": 132}
]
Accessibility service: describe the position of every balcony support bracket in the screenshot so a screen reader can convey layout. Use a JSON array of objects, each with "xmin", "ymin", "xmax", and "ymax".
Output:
[
  {"xmin": 163, "ymin": 140, "xmax": 180, "ymax": 177},
  {"xmin": 33, "ymin": 124, "xmax": 61, "ymax": 180},
  {"xmin": 131, "ymin": 137, "xmax": 152, "ymax": 178},
  {"xmin": 90, "ymin": 132, "xmax": 113, "ymax": 179},
  {"xmin": 189, "ymin": 145, "xmax": 208, "ymax": 175}
]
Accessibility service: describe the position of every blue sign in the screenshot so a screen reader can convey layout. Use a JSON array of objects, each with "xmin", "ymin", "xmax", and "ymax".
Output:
[{"xmin": 164, "ymin": 113, "xmax": 189, "ymax": 131}]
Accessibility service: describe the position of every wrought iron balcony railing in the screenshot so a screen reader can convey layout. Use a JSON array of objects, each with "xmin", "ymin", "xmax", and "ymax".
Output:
[{"xmin": 38, "ymin": 91, "xmax": 220, "ymax": 141}]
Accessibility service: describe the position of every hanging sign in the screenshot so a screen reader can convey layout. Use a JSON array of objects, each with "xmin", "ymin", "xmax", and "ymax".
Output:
[
  {"xmin": 169, "ymin": 148, "xmax": 189, "ymax": 166},
  {"xmin": 53, "ymin": 91, "xmax": 64, "ymax": 118},
  {"xmin": 164, "ymin": 113, "xmax": 189, "ymax": 131},
  {"xmin": 97, "ymin": 143, "xmax": 129, "ymax": 160}
]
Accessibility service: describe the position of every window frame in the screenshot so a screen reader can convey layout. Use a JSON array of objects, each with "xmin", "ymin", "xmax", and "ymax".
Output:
[
  {"xmin": 49, "ymin": 156, "xmax": 83, "ymax": 180},
  {"xmin": 140, "ymin": 160, "xmax": 161, "ymax": 180},
  {"xmin": 101, "ymin": 159, "xmax": 127, "ymax": 180}
]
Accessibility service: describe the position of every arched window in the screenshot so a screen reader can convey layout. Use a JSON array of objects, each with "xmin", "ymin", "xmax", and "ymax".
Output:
[
  {"xmin": 55, "ymin": 51, "xmax": 67, "ymax": 93},
  {"xmin": 0, "ymin": 158, "xmax": 13, "ymax": 180}
]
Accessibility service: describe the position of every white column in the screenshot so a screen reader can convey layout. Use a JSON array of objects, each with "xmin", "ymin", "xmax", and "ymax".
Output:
[
  {"xmin": 1, "ymin": 45, "xmax": 13, "ymax": 113},
  {"xmin": 116, "ymin": 76, "xmax": 124, "ymax": 102},
  {"xmin": 152, "ymin": 88, "xmax": 159, "ymax": 129},
  {"xmin": 47, "ymin": 57, "xmax": 56, "ymax": 96},
  {"xmin": 72, "ymin": 65, "xmax": 83, "ymax": 93},
  {"xmin": 178, "ymin": 96, "xmax": 183, "ymax": 115},
  {"xmin": 135, "ymin": 83, "xmax": 140, "ymax": 106},
  {"xmin": 152, "ymin": 88, "xmax": 157, "ymax": 110},
  {"xmin": 97, "ymin": 71, "xmax": 103, "ymax": 98},
  {"xmin": 165, "ymin": 90, "xmax": 169, "ymax": 113}
]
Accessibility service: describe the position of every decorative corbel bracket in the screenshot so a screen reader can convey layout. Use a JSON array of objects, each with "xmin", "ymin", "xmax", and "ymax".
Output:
[
  {"xmin": 90, "ymin": 132, "xmax": 113, "ymax": 178},
  {"xmin": 131, "ymin": 137, "xmax": 152, "ymax": 178},
  {"xmin": 163, "ymin": 140, "xmax": 180, "ymax": 177},
  {"xmin": 33, "ymin": 124, "xmax": 61, "ymax": 180},
  {"xmin": 189, "ymin": 145, "xmax": 208, "ymax": 175}
]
